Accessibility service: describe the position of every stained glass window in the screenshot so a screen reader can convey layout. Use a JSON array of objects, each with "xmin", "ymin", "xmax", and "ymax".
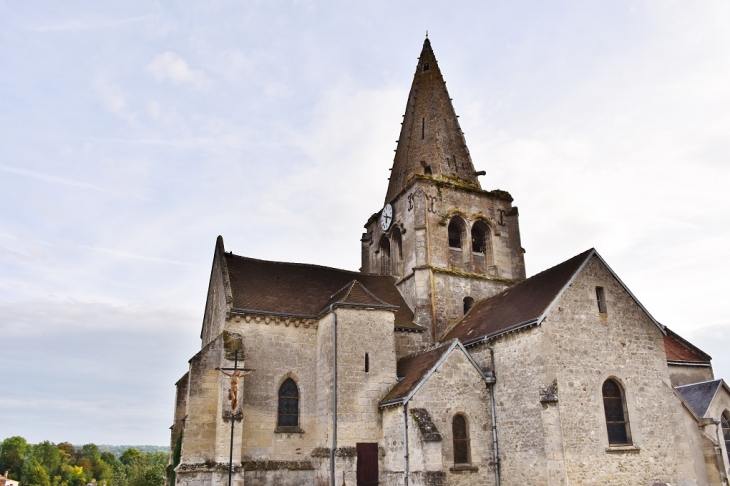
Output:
[{"xmin": 278, "ymin": 378, "xmax": 299, "ymax": 427}]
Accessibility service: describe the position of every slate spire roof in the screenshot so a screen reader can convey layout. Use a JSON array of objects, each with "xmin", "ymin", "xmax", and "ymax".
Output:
[{"xmin": 385, "ymin": 38, "xmax": 480, "ymax": 203}]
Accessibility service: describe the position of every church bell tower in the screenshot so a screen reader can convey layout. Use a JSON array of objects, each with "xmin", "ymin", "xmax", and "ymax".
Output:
[{"xmin": 361, "ymin": 38, "xmax": 526, "ymax": 343}]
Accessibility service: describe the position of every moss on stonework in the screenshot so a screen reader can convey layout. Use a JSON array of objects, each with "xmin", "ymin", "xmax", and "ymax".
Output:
[
  {"xmin": 506, "ymin": 206, "xmax": 519, "ymax": 216},
  {"xmin": 222, "ymin": 330, "xmax": 244, "ymax": 360},
  {"xmin": 335, "ymin": 447, "xmax": 357, "ymax": 457},
  {"xmin": 488, "ymin": 189, "xmax": 513, "ymax": 202},
  {"xmin": 310, "ymin": 447, "xmax": 330, "ymax": 458},
  {"xmin": 425, "ymin": 265, "xmax": 515, "ymax": 284},
  {"xmin": 242, "ymin": 460, "xmax": 314, "ymax": 471}
]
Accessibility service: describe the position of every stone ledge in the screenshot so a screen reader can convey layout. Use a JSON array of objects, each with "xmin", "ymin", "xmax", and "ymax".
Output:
[
  {"xmin": 449, "ymin": 465, "xmax": 479, "ymax": 472},
  {"xmin": 274, "ymin": 426, "xmax": 304, "ymax": 434},
  {"xmin": 242, "ymin": 460, "xmax": 314, "ymax": 471},
  {"xmin": 605, "ymin": 445, "xmax": 640, "ymax": 453}
]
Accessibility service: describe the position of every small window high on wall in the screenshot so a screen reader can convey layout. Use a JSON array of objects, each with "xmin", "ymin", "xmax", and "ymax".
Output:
[
  {"xmin": 602, "ymin": 379, "xmax": 631, "ymax": 445},
  {"xmin": 596, "ymin": 287, "xmax": 607, "ymax": 314}
]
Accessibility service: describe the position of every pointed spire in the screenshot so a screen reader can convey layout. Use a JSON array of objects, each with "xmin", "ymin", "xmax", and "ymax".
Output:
[{"xmin": 385, "ymin": 38, "xmax": 481, "ymax": 203}]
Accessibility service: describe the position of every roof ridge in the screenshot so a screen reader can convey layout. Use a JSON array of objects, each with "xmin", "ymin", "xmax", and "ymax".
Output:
[
  {"xmin": 675, "ymin": 378, "xmax": 722, "ymax": 388},
  {"xmin": 225, "ymin": 251, "xmax": 362, "ymax": 275}
]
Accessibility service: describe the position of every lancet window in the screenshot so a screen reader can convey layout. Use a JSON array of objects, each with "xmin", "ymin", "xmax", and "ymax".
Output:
[
  {"xmin": 452, "ymin": 414, "xmax": 470, "ymax": 464},
  {"xmin": 602, "ymin": 379, "xmax": 631, "ymax": 445},
  {"xmin": 278, "ymin": 378, "xmax": 299, "ymax": 427}
]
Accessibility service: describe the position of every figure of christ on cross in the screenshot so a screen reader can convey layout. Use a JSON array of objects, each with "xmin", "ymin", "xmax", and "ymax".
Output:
[{"xmin": 215, "ymin": 366, "xmax": 254, "ymax": 411}]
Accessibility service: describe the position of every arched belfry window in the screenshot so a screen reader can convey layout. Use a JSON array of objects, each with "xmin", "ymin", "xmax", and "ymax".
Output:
[
  {"xmin": 471, "ymin": 220, "xmax": 494, "ymax": 266},
  {"xmin": 379, "ymin": 236, "xmax": 391, "ymax": 275},
  {"xmin": 391, "ymin": 227, "xmax": 403, "ymax": 275},
  {"xmin": 722, "ymin": 412, "xmax": 730, "ymax": 463},
  {"xmin": 452, "ymin": 414, "xmax": 470, "ymax": 464},
  {"xmin": 602, "ymin": 379, "xmax": 631, "ymax": 445},
  {"xmin": 448, "ymin": 217, "xmax": 465, "ymax": 250},
  {"xmin": 278, "ymin": 378, "xmax": 299, "ymax": 427}
]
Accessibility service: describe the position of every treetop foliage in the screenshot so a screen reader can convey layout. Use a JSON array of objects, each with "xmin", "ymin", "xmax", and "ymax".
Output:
[{"xmin": 0, "ymin": 437, "xmax": 170, "ymax": 486}]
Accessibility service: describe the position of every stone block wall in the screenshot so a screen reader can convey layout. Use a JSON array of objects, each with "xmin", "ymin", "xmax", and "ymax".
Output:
[
  {"xmin": 469, "ymin": 329, "xmax": 549, "ymax": 486},
  {"xmin": 200, "ymin": 244, "xmax": 231, "ymax": 348},
  {"xmin": 225, "ymin": 315, "xmax": 320, "ymax": 462},
  {"xmin": 404, "ymin": 348, "xmax": 494, "ymax": 486},
  {"xmin": 333, "ymin": 308, "xmax": 398, "ymax": 445},
  {"xmin": 542, "ymin": 255, "xmax": 699, "ymax": 485},
  {"xmin": 668, "ymin": 364, "xmax": 714, "ymax": 387}
]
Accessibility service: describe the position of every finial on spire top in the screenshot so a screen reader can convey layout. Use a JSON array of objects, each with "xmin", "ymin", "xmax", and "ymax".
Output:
[{"xmin": 426, "ymin": 30, "xmax": 428, "ymax": 38}]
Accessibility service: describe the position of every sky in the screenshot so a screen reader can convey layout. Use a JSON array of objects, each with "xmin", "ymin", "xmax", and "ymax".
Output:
[{"xmin": 1, "ymin": 1, "xmax": 728, "ymax": 446}]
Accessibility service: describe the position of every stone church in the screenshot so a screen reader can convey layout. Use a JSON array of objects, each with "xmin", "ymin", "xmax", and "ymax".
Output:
[{"xmin": 168, "ymin": 39, "xmax": 730, "ymax": 486}]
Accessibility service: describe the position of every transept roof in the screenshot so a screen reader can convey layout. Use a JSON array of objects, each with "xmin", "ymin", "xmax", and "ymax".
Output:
[{"xmin": 222, "ymin": 249, "xmax": 420, "ymax": 330}]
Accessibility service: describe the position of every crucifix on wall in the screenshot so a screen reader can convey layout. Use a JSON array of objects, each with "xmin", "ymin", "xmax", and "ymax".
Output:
[{"xmin": 215, "ymin": 351, "xmax": 254, "ymax": 486}]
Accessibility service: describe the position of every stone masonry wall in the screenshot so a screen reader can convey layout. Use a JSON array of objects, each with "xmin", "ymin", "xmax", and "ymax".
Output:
[
  {"xmin": 469, "ymin": 329, "xmax": 549, "ymax": 486},
  {"xmin": 668, "ymin": 364, "xmax": 714, "ymax": 387},
  {"xmin": 334, "ymin": 307, "xmax": 398, "ymax": 445},
  {"xmin": 406, "ymin": 347, "xmax": 494, "ymax": 486},
  {"xmin": 543, "ymin": 255, "xmax": 699, "ymax": 486},
  {"xmin": 224, "ymin": 315, "xmax": 320, "ymax": 464},
  {"xmin": 200, "ymin": 249, "xmax": 230, "ymax": 348}
]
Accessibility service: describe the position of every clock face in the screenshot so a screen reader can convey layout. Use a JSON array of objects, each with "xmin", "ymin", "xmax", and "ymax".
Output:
[{"xmin": 379, "ymin": 204, "xmax": 393, "ymax": 231}]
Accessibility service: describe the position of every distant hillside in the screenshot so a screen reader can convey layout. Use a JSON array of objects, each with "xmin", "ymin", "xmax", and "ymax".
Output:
[{"xmin": 96, "ymin": 444, "xmax": 170, "ymax": 457}]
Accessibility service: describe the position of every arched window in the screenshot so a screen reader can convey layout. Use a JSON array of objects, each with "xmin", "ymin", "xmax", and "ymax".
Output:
[
  {"xmin": 602, "ymin": 379, "xmax": 631, "ymax": 445},
  {"xmin": 722, "ymin": 412, "xmax": 730, "ymax": 463},
  {"xmin": 463, "ymin": 297, "xmax": 475, "ymax": 315},
  {"xmin": 452, "ymin": 414, "xmax": 470, "ymax": 464},
  {"xmin": 448, "ymin": 217, "xmax": 465, "ymax": 249},
  {"xmin": 278, "ymin": 378, "xmax": 299, "ymax": 427},
  {"xmin": 391, "ymin": 227, "xmax": 403, "ymax": 275},
  {"xmin": 379, "ymin": 236, "xmax": 391, "ymax": 275},
  {"xmin": 471, "ymin": 220, "xmax": 494, "ymax": 274}
]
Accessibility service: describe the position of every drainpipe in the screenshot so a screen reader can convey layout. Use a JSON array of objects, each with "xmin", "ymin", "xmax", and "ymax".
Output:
[
  {"xmin": 330, "ymin": 306, "xmax": 338, "ymax": 486},
  {"xmin": 484, "ymin": 340, "xmax": 500, "ymax": 486},
  {"xmin": 403, "ymin": 402, "xmax": 409, "ymax": 486},
  {"xmin": 713, "ymin": 419, "xmax": 729, "ymax": 485}
]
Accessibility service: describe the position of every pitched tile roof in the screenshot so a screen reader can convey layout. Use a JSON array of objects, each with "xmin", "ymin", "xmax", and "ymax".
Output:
[
  {"xmin": 675, "ymin": 379, "xmax": 723, "ymax": 417},
  {"xmin": 442, "ymin": 249, "xmax": 594, "ymax": 344},
  {"xmin": 664, "ymin": 329, "xmax": 712, "ymax": 364},
  {"xmin": 224, "ymin": 253, "xmax": 420, "ymax": 330},
  {"xmin": 379, "ymin": 340, "xmax": 486, "ymax": 407}
]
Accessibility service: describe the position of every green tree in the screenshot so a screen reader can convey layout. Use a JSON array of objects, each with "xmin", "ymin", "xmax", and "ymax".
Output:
[
  {"xmin": 0, "ymin": 436, "xmax": 29, "ymax": 480},
  {"xmin": 119, "ymin": 449, "xmax": 141, "ymax": 466},
  {"xmin": 22, "ymin": 457, "xmax": 51, "ymax": 486},
  {"xmin": 57, "ymin": 443, "xmax": 75, "ymax": 465},
  {"xmin": 60, "ymin": 464, "xmax": 87, "ymax": 486},
  {"xmin": 31, "ymin": 441, "xmax": 61, "ymax": 478}
]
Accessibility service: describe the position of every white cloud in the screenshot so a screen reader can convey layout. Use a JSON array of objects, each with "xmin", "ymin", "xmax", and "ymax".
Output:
[
  {"xmin": 94, "ymin": 78, "xmax": 137, "ymax": 122},
  {"xmin": 147, "ymin": 52, "xmax": 209, "ymax": 88}
]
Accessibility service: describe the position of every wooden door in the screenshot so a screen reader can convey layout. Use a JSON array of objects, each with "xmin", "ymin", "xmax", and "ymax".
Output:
[{"xmin": 356, "ymin": 443, "xmax": 379, "ymax": 486}]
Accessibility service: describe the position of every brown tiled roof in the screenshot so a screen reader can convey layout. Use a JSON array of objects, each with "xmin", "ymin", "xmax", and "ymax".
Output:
[
  {"xmin": 224, "ymin": 253, "xmax": 419, "ymax": 330},
  {"xmin": 379, "ymin": 340, "xmax": 457, "ymax": 406},
  {"xmin": 324, "ymin": 280, "xmax": 394, "ymax": 309},
  {"xmin": 664, "ymin": 329, "xmax": 711, "ymax": 363},
  {"xmin": 676, "ymin": 379, "xmax": 723, "ymax": 417},
  {"xmin": 442, "ymin": 249, "xmax": 594, "ymax": 344}
]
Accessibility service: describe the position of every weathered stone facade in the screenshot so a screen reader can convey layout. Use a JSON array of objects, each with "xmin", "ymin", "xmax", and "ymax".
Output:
[{"xmin": 168, "ymin": 37, "xmax": 729, "ymax": 486}]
